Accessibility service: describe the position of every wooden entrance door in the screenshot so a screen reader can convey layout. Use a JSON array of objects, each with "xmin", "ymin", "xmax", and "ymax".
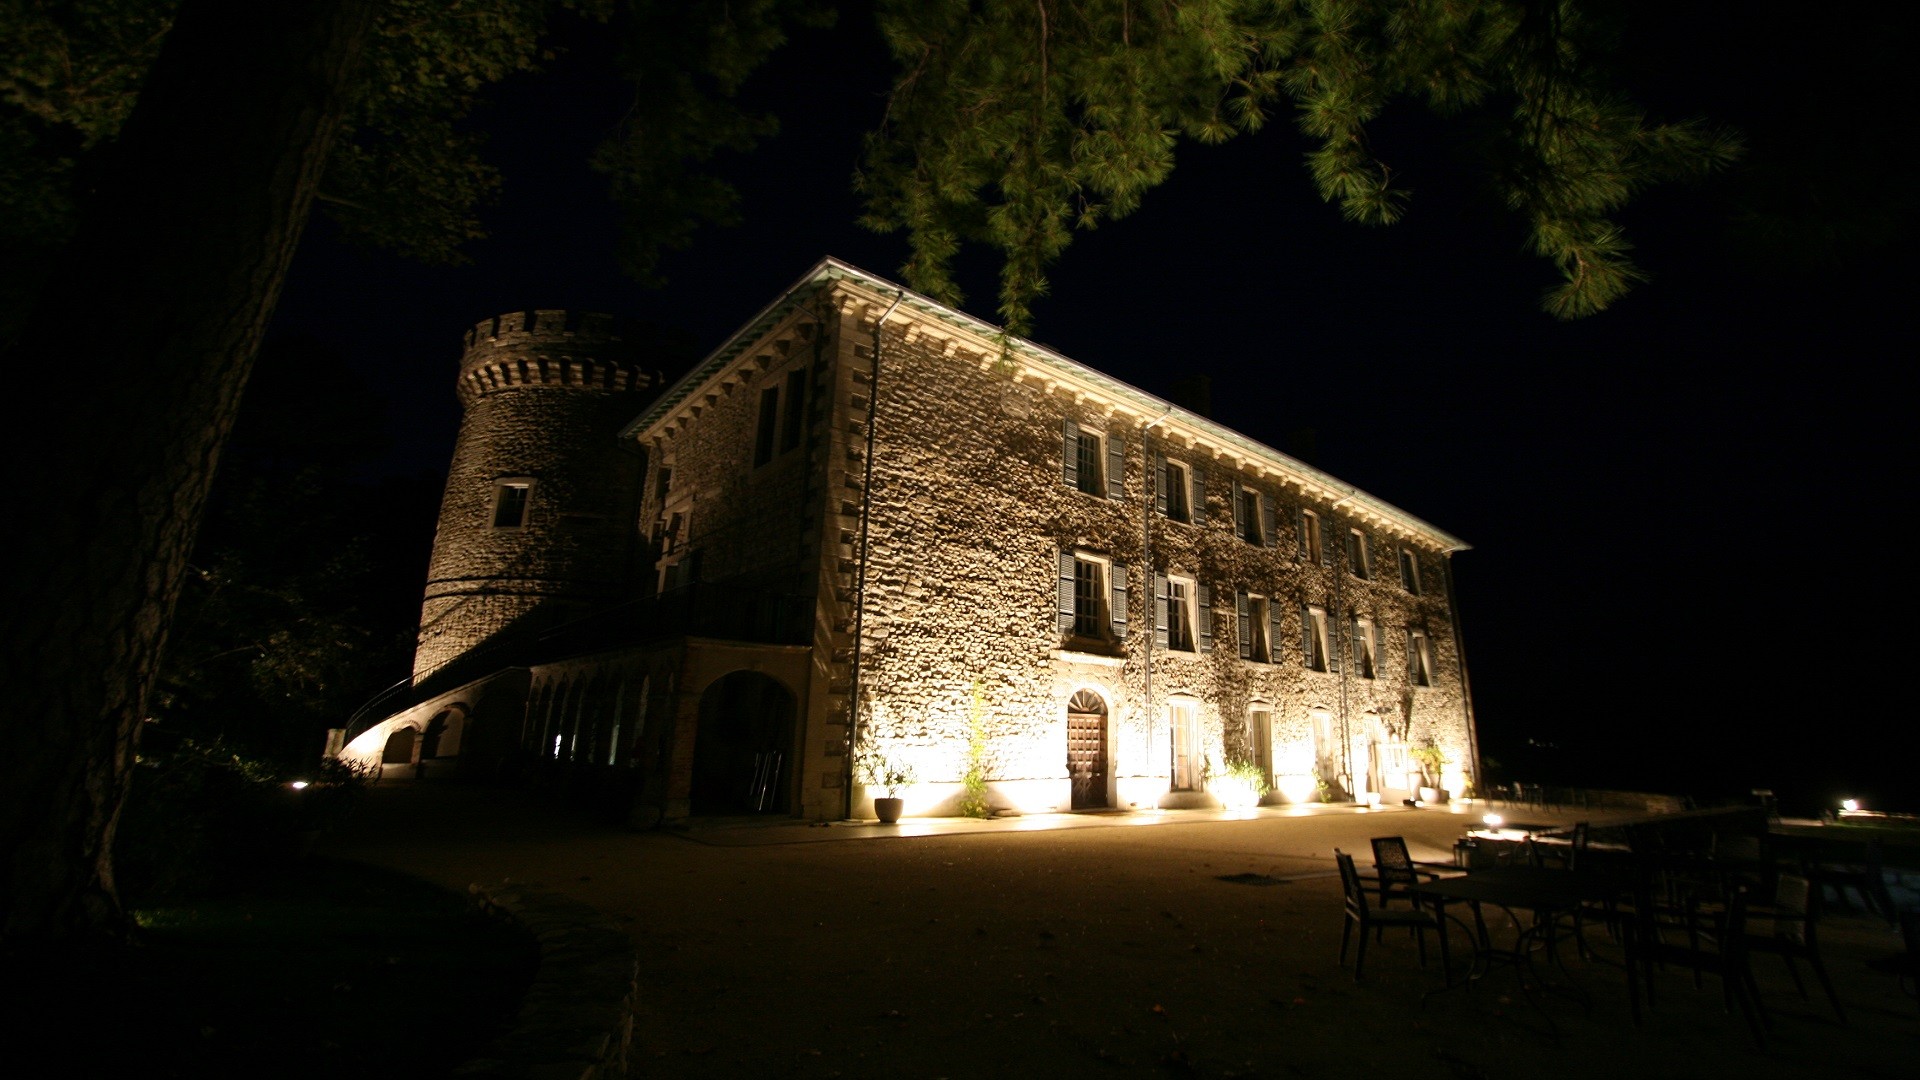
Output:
[{"xmin": 1067, "ymin": 690, "xmax": 1109, "ymax": 810}]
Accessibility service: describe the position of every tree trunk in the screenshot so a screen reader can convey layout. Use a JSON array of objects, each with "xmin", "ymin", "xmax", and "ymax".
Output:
[{"xmin": 0, "ymin": 0, "xmax": 374, "ymax": 947}]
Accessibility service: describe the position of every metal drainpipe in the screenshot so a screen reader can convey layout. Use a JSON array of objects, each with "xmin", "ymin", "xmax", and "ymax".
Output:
[
  {"xmin": 844, "ymin": 289, "xmax": 905, "ymax": 819},
  {"xmin": 1328, "ymin": 491, "xmax": 1355, "ymax": 799},
  {"xmin": 1140, "ymin": 408, "xmax": 1173, "ymax": 793},
  {"xmin": 1443, "ymin": 553, "xmax": 1481, "ymax": 795}
]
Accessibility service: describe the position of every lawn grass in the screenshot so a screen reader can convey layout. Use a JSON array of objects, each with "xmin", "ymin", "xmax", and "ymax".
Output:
[{"xmin": 9, "ymin": 857, "xmax": 536, "ymax": 1079}]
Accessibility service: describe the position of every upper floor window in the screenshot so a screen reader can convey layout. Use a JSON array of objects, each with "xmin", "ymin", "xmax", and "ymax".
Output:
[
  {"xmin": 1347, "ymin": 529, "xmax": 1372, "ymax": 579},
  {"xmin": 1155, "ymin": 455, "xmax": 1201, "ymax": 524},
  {"xmin": 1155, "ymin": 573, "xmax": 1211, "ymax": 652},
  {"xmin": 1237, "ymin": 592, "xmax": 1278, "ymax": 663},
  {"xmin": 1233, "ymin": 480, "xmax": 1275, "ymax": 546},
  {"xmin": 1351, "ymin": 615, "xmax": 1381, "ymax": 679},
  {"xmin": 1062, "ymin": 420, "xmax": 1123, "ymax": 499},
  {"xmin": 752, "ymin": 385, "xmax": 780, "ymax": 467},
  {"xmin": 1398, "ymin": 548, "xmax": 1422, "ymax": 595},
  {"xmin": 1296, "ymin": 508, "xmax": 1325, "ymax": 564},
  {"xmin": 1407, "ymin": 629, "xmax": 1435, "ymax": 687},
  {"xmin": 1057, "ymin": 551, "xmax": 1127, "ymax": 643},
  {"xmin": 1301, "ymin": 604, "xmax": 1330, "ymax": 672},
  {"xmin": 491, "ymin": 479, "xmax": 532, "ymax": 529},
  {"xmin": 780, "ymin": 369, "xmax": 808, "ymax": 453}
]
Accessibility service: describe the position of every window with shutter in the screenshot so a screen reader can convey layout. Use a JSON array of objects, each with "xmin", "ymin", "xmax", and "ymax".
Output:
[
  {"xmin": 1326, "ymin": 606, "xmax": 1342, "ymax": 673},
  {"xmin": 1407, "ymin": 629, "xmax": 1434, "ymax": 686},
  {"xmin": 1399, "ymin": 548, "xmax": 1421, "ymax": 594},
  {"xmin": 1109, "ymin": 563, "xmax": 1128, "ymax": 638},
  {"xmin": 1154, "ymin": 453, "xmax": 1170, "ymax": 516},
  {"xmin": 1260, "ymin": 495, "xmax": 1277, "ymax": 548},
  {"xmin": 1106, "ymin": 436, "xmax": 1125, "ymax": 500},
  {"xmin": 1061, "ymin": 419, "xmax": 1080, "ymax": 489},
  {"xmin": 1373, "ymin": 621, "xmax": 1387, "ymax": 675},
  {"xmin": 1162, "ymin": 459, "xmax": 1191, "ymax": 522},
  {"xmin": 1347, "ymin": 530, "xmax": 1371, "ymax": 579},
  {"xmin": 1302, "ymin": 605, "xmax": 1329, "ymax": 671},
  {"xmin": 1352, "ymin": 616, "xmax": 1376, "ymax": 679},
  {"xmin": 1190, "ymin": 467, "xmax": 1206, "ymax": 524},
  {"xmin": 1074, "ymin": 430, "xmax": 1104, "ymax": 495},
  {"xmin": 1159, "ymin": 572, "xmax": 1190, "ymax": 645},
  {"xmin": 1236, "ymin": 484, "xmax": 1264, "ymax": 545},
  {"xmin": 1268, "ymin": 602, "xmax": 1285, "ymax": 664}
]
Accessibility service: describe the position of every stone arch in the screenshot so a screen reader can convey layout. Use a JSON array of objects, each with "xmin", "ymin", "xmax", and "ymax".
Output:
[
  {"xmin": 691, "ymin": 670, "xmax": 796, "ymax": 815},
  {"xmin": 381, "ymin": 724, "xmax": 420, "ymax": 766}
]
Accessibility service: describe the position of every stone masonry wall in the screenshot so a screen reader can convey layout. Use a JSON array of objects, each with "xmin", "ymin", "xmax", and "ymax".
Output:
[{"xmin": 847, "ymin": 297, "xmax": 1474, "ymax": 811}]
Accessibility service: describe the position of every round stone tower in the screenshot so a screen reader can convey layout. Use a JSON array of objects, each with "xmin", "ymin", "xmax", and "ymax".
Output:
[{"xmin": 413, "ymin": 310, "xmax": 661, "ymax": 683}]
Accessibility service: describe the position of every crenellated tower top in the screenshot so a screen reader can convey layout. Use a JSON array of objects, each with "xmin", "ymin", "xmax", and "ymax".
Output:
[{"xmin": 457, "ymin": 309, "xmax": 656, "ymax": 405}]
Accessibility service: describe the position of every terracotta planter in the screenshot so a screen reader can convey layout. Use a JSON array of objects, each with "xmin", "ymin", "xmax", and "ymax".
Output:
[{"xmin": 874, "ymin": 797, "xmax": 904, "ymax": 823}]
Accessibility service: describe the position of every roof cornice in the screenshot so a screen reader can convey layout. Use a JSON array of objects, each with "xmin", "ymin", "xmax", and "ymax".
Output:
[{"xmin": 623, "ymin": 257, "xmax": 1468, "ymax": 553}]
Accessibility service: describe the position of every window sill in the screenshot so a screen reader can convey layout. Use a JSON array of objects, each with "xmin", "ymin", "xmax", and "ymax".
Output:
[{"xmin": 1053, "ymin": 647, "xmax": 1126, "ymax": 667}]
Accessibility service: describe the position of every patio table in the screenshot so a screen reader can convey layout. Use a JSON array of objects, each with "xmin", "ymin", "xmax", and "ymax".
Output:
[{"xmin": 1410, "ymin": 866, "xmax": 1640, "ymax": 1028}]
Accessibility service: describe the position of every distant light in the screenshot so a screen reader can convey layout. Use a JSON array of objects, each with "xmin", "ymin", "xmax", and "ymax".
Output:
[
  {"xmin": 1841, "ymin": 798, "xmax": 1860, "ymax": 813},
  {"xmin": 1483, "ymin": 813, "xmax": 1503, "ymax": 827},
  {"xmin": 289, "ymin": 780, "xmax": 310, "ymax": 791}
]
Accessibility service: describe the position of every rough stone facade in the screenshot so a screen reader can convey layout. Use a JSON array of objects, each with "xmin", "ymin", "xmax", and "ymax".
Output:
[{"xmin": 347, "ymin": 259, "xmax": 1477, "ymax": 823}]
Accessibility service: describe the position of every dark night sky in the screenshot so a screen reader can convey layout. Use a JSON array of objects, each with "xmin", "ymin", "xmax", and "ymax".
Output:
[{"xmin": 265, "ymin": 3, "xmax": 1916, "ymax": 815}]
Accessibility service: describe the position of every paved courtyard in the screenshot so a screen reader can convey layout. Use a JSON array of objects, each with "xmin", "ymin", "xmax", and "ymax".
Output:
[{"xmin": 323, "ymin": 783, "xmax": 1917, "ymax": 1079}]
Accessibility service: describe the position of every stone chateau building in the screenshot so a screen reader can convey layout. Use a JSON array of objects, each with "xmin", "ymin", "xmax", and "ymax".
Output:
[{"xmin": 340, "ymin": 258, "xmax": 1479, "ymax": 821}]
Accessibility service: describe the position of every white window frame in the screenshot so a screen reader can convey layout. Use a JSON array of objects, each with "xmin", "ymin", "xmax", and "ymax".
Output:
[
  {"xmin": 1239, "ymin": 592, "xmax": 1273, "ymax": 663},
  {"xmin": 1399, "ymin": 547, "xmax": 1422, "ymax": 595},
  {"xmin": 1070, "ymin": 552, "xmax": 1111, "ymax": 639},
  {"xmin": 1304, "ymin": 604, "xmax": 1330, "ymax": 672},
  {"xmin": 1165, "ymin": 459, "xmax": 1193, "ymax": 523},
  {"xmin": 1073, "ymin": 427, "xmax": 1106, "ymax": 497},
  {"xmin": 1408, "ymin": 629, "xmax": 1435, "ymax": 687},
  {"xmin": 490, "ymin": 477, "xmax": 533, "ymax": 530},
  {"xmin": 1234, "ymin": 484, "xmax": 1271, "ymax": 546},
  {"xmin": 1165, "ymin": 574, "xmax": 1198, "ymax": 652},
  {"xmin": 1170, "ymin": 699, "xmax": 1201, "ymax": 791},
  {"xmin": 1347, "ymin": 528, "xmax": 1371, "ymax": 579},
  {"xmin": 1353, "ymin": 616, "xmax": 1377, "ymax": 679}
]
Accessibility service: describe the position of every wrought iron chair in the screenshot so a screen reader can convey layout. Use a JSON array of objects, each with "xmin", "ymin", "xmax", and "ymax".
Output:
[
  {"xmin": 1864, "ymin": 908, "xmax": 1919, "ymax": 1017},
  {"xmin": 1630, "ymin": 872, "xmax": 1767, "ymax": 1045},
  {"xmin": 1745, "ymin": 873, "xmax": 1845, "ymax": 1024},
  {"xmin": 1336, "ymin": 849, "xmax": 1440, "ymax": 981},
  {"xmin": 1369, "ymin": 835, "xmax": 1461, "ymax": 916}
]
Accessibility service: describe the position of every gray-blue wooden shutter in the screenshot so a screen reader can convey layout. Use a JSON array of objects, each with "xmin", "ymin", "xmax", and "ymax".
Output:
[
  {"xmin": 1300, "ymin": 604, "xmax": 1314, "ymax": 667},
  {"xmin": 1320, "ymin": 517, "xmax": 1335, "ymax": 567},
  {"xmin": 1197, "ymin": 584, "xmax": 1213, "ymax": 652},
  {"xmin": 1110, "ymin": 563, "xmax": 1128, "ymax": 638},
  {"xmin": 1190, "ymin": 467, "xmax": 1206, "ymax": 523},
  {"xmin": 1374, "ymin": 621, "xmax": 1387, "ymax": 673},
  {"xmin": 1231, "ymin": 479, "xmax": 1245, "ymax": 538},
  {"xmin": 1350, "ymin": 613, "xmax": 1363, "ymax": 672},
  {"xmin": 1107, "ymin": 436, "xmax": 1125, "ymax": 500},
  {"xmin": 1154, "ymin": 453, "xmax": 1169, "ymax": 515},
  {"xmin": 1326, "ymin": 604, "xmax": 1342, "ymax": 672},
  {"xmin": 1154, "ymin": 573, "xmax": 1170, "ymax": 647},
  {"xmin": 1061, "ymin": 419, "xmax": 1078, "ymax": 488},
  {"xmin": 1237, "ymin": 591, "xmax": 1252, "ymax": 658},
  {"xmin": 1057, "ymin": 550, "xmax": 1077, "ymax": 633},
  {"xmin": 1406, "ymin": 628, "xmax": 1419, "ymax": 682},
  {"xmin": 1261, "ymin": 493, "xmax": 1277, "ymax": 548},
  {"xmin": 1269, "ymin": 602, "xmax": 1285, "ymax": 663},
  {"xmin": 1294, "ymin": 508, "xmax": 1308, "ymax": 561}
]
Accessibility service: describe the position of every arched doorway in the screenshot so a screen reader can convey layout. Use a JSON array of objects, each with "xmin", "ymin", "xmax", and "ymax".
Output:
[
  {"xmin": 1066, "ymin": 689, "xmax": 1109, "ymax": 810},
  {"xmin": 691, "ymin": 671, "xmax": 795, "ymax": 814},
  {"xmin": 381, "ymin": 726, "xmax": 417, "ymax": 766}
]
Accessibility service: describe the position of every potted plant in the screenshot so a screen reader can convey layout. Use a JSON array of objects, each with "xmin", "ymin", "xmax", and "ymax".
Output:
[
  {"xmin": 1409, "ymin": 744, "xmax": 1450, "ymax": 803},
  {"xmin": 858, "ymin": 750, "xmax": 915, "ymax": 823}
]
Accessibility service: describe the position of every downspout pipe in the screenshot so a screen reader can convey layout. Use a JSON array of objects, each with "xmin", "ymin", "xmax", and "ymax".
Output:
[
  {"xmin": 844, "ymin": 289, "xmax": 905, "ymax": 819},
  {"xmin": 1139, "ymin": 408, "xmax": 1173, "ymax": 790},
  {"xmin": 1442, "ymin": 554, "xmax": 1481, "ymax": 796}
]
